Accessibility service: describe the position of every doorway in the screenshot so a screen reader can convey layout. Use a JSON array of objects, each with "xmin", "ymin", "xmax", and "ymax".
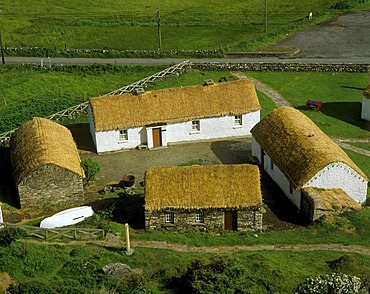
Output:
[
  {"xmin": 224, "ymin": 211, "xmax": 237, "ymax": 230},
  {"xmin": 152, "ymin": 128, "xmax": 162, "ymax": 147}
]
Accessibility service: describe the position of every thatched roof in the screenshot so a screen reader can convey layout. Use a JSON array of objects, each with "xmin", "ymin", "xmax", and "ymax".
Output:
[
  {"xmin": 145, "ymin": 164, "xmax": 262, "ymax": 212},
  {"xmin": 364, "ymin": 85, "xmax": 370, "ymax": 99},
  {"xmin": 303, "ymin": 187, "xmax": 361, "ymax": 212},
  {"xmin": 251, "ymin": 107, "xmax": 368, "ymax": 189},
  {"xmin": 10, "ymin": 118, "xmax": 84, "ymax": 184},
  {"xmin": 90, "ymin": 79, "xmax": 260, "ymax": 132}
]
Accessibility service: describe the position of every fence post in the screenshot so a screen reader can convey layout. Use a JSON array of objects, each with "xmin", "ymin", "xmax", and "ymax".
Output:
[{"xmin": 124, "ymin": 223, "xmax": 134, "ymax": 255}]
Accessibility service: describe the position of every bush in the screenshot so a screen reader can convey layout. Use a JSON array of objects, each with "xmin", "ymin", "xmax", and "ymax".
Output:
[
  {"xmin": 0, "ymin": 227, "xmax": 26, "ymax": 247},
  {"xmin": 295, "ymin": 273, "xmax": 362, "ymax": 294},
  {"xmin": 81, "ymin": 158, "xmax": 101, "ymax": 184},
  {"xmin": 7, "ymin": 280, "xmax": 55, "ymax": 294}
]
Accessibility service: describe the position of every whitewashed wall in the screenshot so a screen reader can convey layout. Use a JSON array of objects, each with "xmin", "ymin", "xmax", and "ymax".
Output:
[
  {"xmin": 251, "ymin": 139, "xmax": 301, "ymax": 209},
  {"xmin": 303, "ymin": 162, "xmax": 368, "ymax": 204},
  {"xmin": 94, "ymin": 127, "xmax": 145, "ymax": 153},
  {"xmin": 92, "ymin": 110, "xmax": 260, "ymax": 153},
  {"xmin": 166, "ymin": 111, "xmax": 259, "ymax": 144},
  {"xmin": 361, "ymin": 97, "xmax": 370, "ymax": 121}
]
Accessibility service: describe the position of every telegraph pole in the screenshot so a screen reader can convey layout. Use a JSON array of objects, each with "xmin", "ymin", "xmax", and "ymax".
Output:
[
  {"xmin": 157, "ymin": 7, "xmax": 162, "ymax": 51},
  {"xmin": 0, "ymin": 32, "xmax": 5, "ymax": 64}
]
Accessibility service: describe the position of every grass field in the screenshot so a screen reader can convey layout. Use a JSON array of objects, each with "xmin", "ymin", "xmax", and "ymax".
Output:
[{"xmin": 1, "ymin": 0, "xmax": 370, "ymax": 52}]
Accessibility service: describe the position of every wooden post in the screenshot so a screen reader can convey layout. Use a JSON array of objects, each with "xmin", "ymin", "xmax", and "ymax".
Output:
[
  {"xmin": 157, "ymin": 7, "xmax": 162, "ymax": 51},
  {"xmin": 0, "ymin": 202, "xmax": 3, "ymax": 228},
  {"xmin": 264, "ymin": 0, "xmax": 267, "ymax": 33},
  {"xmin": 0, "ymin": 32, "xmax": 5, "ymax": 64},
  {"xmin": 124, "ymin": 223, "xmax": 134, "ymax": 255}
]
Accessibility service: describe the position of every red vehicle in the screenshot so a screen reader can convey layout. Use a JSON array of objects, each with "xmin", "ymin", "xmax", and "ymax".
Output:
[{"xmin": 306, "ymin": 100, "xmax": 322, "ymax": 111}]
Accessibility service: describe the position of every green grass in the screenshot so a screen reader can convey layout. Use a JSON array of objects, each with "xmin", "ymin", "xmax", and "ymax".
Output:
[
  {"xmin": 2, "ymin": 241, "xmax": 370, "ymax": 293},
  {"xmin": 1, "ymin": 0, "xmax": 370, "ymax": 53},
  {"xmin": 243, "ymin": 71, "xmax": 370, "ymax": 139}
]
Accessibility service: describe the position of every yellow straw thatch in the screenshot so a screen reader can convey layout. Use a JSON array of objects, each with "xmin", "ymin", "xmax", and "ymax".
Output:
[
  {"xmin": 145, "ymin": 164, "xmax": 262, "ymax": 212},
  {"xmin": 90, "ymin": 79, "xmax": 260, "ymax": 132},
  {"xmin": 10, "ymin": 118, "xmax": 84, "ymax": 184},
  {"xmin": 302, "ymin": 187, "xmax": 361, "ymax": 211},
  {"xmin": 251, "ymin": 107, "xmax": 368, "ymax": 189}
]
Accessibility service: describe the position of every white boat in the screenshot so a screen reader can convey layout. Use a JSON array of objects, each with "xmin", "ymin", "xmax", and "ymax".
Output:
[{"xmin": 40, "ymin": 206, "xmax": 95, "ymax": 229}]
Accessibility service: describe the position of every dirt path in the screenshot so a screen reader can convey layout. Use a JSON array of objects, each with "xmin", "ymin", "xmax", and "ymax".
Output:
[{"xmin": 22, "ymin": 233, "xmax": 370, "ymax": 256}]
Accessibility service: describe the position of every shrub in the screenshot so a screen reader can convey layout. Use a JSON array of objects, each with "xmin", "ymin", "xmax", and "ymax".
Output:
[
  {"xmin": 81, "ymin": 158, "xmax": 101, "ymax": 184},
  {"xmin": 7, "ymin": 280, "xmax": 55, "ymax": 294},
  {"xmin": 295, "ymin": 273, "xmax": 362, "ymax": 294},
  {"xmin": 0, "ymin": 227, "xmax": 26, "ymax": 247}
]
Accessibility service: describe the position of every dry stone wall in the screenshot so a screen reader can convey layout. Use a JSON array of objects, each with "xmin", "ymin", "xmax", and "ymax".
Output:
[
  {"xmin": 192, "ymin": 62, "xmax": 370, "ymax": 73},
  {"xmin": 18, "ymin": 164, "xmax": 84, "ymax": 208},
  {"xmin": 145, "ymin": 206, "xmax": 263, "ymax": 232}
]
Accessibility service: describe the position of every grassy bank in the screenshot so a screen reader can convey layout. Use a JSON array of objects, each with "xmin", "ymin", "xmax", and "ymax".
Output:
[{"xmin": 1, "ymin": 0, "xmax": 370, "ymax": 54}]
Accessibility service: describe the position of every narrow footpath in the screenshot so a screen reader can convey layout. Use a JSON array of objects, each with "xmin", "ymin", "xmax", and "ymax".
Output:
[
  {"xmin": 231, "ymin": 71, "xmax": 370, "ymax": 157},
  {"xmin": 22, "ymin": 233, "xmax": 370, "ymax": 256}
]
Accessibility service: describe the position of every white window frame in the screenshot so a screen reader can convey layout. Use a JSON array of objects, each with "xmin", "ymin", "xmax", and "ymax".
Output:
[
  {"xmin": 191, "ymin": 120, "xmax": 200, "ymax": 132},
  {"xmin": 195, "ymin": 211, "xmax": 204, "ymax": 223},
  {"xmin": 165, "ymin": 212, "xmax": 174, "ymax": 224},
  {"xmin": 118, "ymin": 129, "xmax": 128, "ymax": 142},
  {"xmin": 234, "ymin": 115, "xmax": 242, "ymax": 126}
]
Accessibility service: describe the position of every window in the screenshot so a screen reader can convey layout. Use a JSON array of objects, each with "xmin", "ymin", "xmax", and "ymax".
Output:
[
  {"xmin": 119, "ymin": 129, "xmax": 128, "ymax": 141},
  {"xmin": 270, "ymin": 161, "xmax": 274, "ymax": 170},
  {"xmin": 234, "ymin": 115, "xmax": 242, "ymax": 126},
  {"xmin": 195, "ymin": 211, "xmax": 204, "ymax": 223},
  {"xmin": 165, "ymin": 212, "xmax": 174, "ymax": 224},
  {"xmin": 191, "ymin": 120, "xmax": 200, "ymax": 132},
  {"xmin": 289, "ymin": 186, "xmax": 293, "ymax": 194}
]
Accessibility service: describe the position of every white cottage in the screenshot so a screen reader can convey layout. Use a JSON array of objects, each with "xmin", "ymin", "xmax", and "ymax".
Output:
[
  {"xmin": 361, "ymin": 84, "xmax": 370, "ymax": 121},
  {"xmin": 251, "ymin": 107, "xmax": 368, "ymax": 210},
  {"xmin": 89, "ymin": 79, "xmax": 261, "ymax": 153}
]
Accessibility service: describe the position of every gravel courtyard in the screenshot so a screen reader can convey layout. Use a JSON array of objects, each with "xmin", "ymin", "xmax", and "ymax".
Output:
[{"xmin": 80, "ymin": 135, "xmax": 303, "ymax": 231}]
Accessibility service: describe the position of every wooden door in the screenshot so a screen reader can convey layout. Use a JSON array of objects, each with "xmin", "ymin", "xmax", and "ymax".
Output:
[
  {"xmin": 152, "ymin": 128, "xmax": 162, "ymax": 147},
  {"xmin": 224, "ymin": 211, "xmax": 237, "ymax": 230}
]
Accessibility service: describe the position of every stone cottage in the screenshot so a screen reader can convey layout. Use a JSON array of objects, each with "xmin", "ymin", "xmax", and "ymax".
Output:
[
  {"xmin": 251, "ymin": 107, "xmax": 368, "ymax": 210},
  {"xmin": 10, "ymin": 117, "xmax": 85, "ymax": 208},
  {"xmin": 88, "ymin": 79, "xmax": 261, "ymax": 153},
  {"xmin": 144, "ymin": 164, "xmax": 263, "ymax": 231}
]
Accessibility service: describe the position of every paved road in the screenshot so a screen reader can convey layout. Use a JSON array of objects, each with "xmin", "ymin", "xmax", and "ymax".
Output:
[{"xmin": 3, "ymin": 56, "xmax": 370, "ymax": 66}]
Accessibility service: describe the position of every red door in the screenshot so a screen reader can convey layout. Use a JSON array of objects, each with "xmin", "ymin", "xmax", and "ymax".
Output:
[{"xmin": 152, "ymin": 128, "xmax": 162, "ymax": 147}]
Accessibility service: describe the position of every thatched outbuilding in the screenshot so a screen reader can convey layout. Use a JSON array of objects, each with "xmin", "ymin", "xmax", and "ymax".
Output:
[
  {"xmin": 89, "ymin": 79, "xmax": 261, "ymax": 153},
  {"xmin": 361, "ymin": 84, "xmax": 370, "ymax": 121},
  {"xmin": 145, "ymin": 164, "xmax": 263, "ymax": 231},
  {"xmin": 10, "ymin": 118, "xmax": 85, "ymax": 208},
  {"xmin": 251, "ymin": 107, "xmax": 368, "ymax": 210}
]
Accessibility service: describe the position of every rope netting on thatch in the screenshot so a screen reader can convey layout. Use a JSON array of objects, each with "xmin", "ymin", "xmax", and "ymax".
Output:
[
  {"xmin": 90, "ymin": 79, "xmax": 260, "ymax": 132},
  {"xmin": 10, "ymin": 117, "xmax": 84, "ymax": 184},
  {"xmin": 251, "ymin": 107, "xmax": 368, "ymax": 189},
  {"xmin": 145, "ymin": 164, "xmax": 262, "ymax": 212}
]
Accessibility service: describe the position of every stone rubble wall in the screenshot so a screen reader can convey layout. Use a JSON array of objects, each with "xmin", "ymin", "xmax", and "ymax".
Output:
[
  {"xmin": 145, "ymin": 206, "xmax": 263, "ymax": 232},
  {"xmin": 18, "ymin": 164, "xmax": 84, "ymax": 208},
  {"xmin": 192, "ymin": 62, "xmax": 370, "ymax": 73}
]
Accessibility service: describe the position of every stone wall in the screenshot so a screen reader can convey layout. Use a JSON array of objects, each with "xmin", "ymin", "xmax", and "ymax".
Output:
[
  {"xmin": 145, "ymin": 206, "xmax": 263, "ymax": 232},
  {"xmin": 192, "ymin": 62, "xmax": 370, "ymax": 73},
  {"xmin": 18, "ymin": 164, "xmax": 84, "ymax": 208}
]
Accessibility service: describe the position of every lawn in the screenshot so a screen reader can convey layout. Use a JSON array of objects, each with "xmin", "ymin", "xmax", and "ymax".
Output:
[
  {"xmin": 1, "ymin": 0, "xmax": 370, "ymax": 52},
  {"xmin": 243, "ymin": 71, "xmax": 370, "ymax": 139},
  {"xmin": 1, "ymin": 239, "xmax": 370, "ymax": 293}
]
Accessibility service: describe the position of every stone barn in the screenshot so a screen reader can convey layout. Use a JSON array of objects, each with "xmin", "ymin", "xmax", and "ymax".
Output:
[
  {"xmin": 144, "ymin": 164, "xmax": 263, "ymax": 232},
  {"xmin": 10, "ymin": 118, "xmax": 85, "ymax": 208},
  {"xmin": 251, "ymin": 107, "xmax": 368, "ymax": 210},
  {"xmin": 361, "ymin": 84, "xmax": 370, "ymax": 121},
  {"xmin": 89, "ymin": 79, "xmax": 261, "ymax": 153}
]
